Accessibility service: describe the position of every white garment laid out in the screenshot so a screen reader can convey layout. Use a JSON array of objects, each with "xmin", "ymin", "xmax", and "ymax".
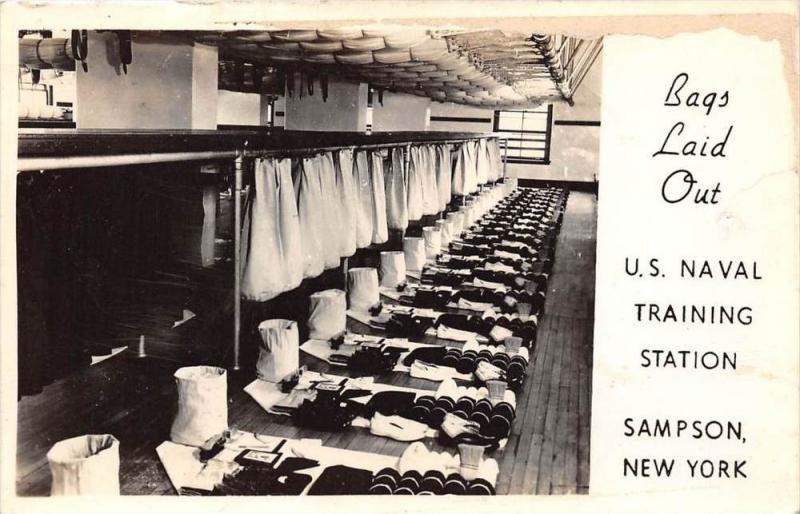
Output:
[
  {"xmin": 241, "ymin": 158, "xmax": 303, "ymax": 301},
  {"xmin": 307, "ymin": 289, "xmax": 347, "ymax": 340},
  {"xmin": 294, "ymin": 156, "xmax": 326, "ymax": 279},
  {"xmin": 347, "ymin": 267, "xmax": 380, "ymax": 311},
  {"xmin": 406, "ymin": 146, "xmax": 424, "ymax": 221},
  {"xmin": 335, "ymin": 149, "xmax": 358, "ymax": 257},
  {"xmin": 369, "ymin": 413, "xmax": 430, "ymax": 442},
  {"xmin": 380, "ymin": 250, "xmax": 406, "ymax": 287},
  {"xmin": 422, "ymin": 226, "xmax": 442, "ymax": 257},
  {"xmin": 420, "ymin": 145, "xmax": 440, "ymax": 216},
  {"xmin": 403, "ymin": 237, "xmax": 426, "ymax": 272},
  {"xmin": 434, "ymin": 144, "xmax": 452, "ymax": 212},
  {"xmin": 257, "ymin": 319, "xmax": 300, "ymax": 383},
  {"xmin": 384, "ymin": 147, "xmax": 409, "ymax": 230},
  {"xmin": 354, "ymin": 151, "xmax": 374, "ymax": 249},
  {"xmin": 171, "ymin": 366, "xmax": 228, "ymax": 447},
  {"xmin": 370, "ymin": 151, "xmax": 389, "ymax": 244}
]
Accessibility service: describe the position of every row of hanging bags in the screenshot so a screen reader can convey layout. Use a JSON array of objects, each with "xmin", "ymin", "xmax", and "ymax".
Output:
[{"xmin": 385, "ymin": 147, "xmax": 409, "ymax": 231}]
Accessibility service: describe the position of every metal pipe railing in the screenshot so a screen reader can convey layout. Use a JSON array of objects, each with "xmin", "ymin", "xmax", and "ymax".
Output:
[{"xmin": 19, "ymin": 133, "xmax": 498, "ymax": 372}]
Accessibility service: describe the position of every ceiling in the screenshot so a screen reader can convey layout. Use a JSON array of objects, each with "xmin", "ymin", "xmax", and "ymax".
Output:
[{"xmin": 188, "ymin": 26, "xmax": 602, "ymax": 109}]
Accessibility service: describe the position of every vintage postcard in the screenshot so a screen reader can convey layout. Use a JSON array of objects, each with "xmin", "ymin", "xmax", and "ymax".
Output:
[{"xmin": 0, "ymin": 1, "xmax": 797, "ymax": 513}]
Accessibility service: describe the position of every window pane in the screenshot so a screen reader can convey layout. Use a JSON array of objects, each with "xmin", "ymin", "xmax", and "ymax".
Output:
[
  {"xmin": 497, "ymin": 116, "xmax": 522, "ymax": 131},
  {"xmin": 522, "ymin": 114, "xmax": 548, "ymax": 132}
]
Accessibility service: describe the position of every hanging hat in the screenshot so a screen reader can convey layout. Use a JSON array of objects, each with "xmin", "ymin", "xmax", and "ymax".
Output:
[
  {"xmin": 307, "ymin": 289, "xmax": 346, "ymax": 340},
  {"xmin": 347, "ymin": 267, "xmax": 380, "ymax": 311},
  {"xmin": 435, "ymin": 219, "xmax": 452, "ymax": 247},
  {"xmin": 403, "ymin": 237, "xmax": 426, "ymax": 272},
  {"xmin": 422, "ymin": 226, "xmax": 442, "ymax": 258},
  {"xmin": 380, "ymin": 251, "xmax": 406, "ymax": 287},
  {"xmin": 257, "ymin": 319, "xmax": 300, "ymax": 383}
]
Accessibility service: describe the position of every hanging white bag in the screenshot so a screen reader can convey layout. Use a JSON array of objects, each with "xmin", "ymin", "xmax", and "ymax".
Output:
[{"xmin": 380, "ymin": 251, "xmax": 406, "ymax": 287}]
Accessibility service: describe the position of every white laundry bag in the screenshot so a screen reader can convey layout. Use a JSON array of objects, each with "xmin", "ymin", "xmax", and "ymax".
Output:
[
  {"xmin": 240, "ymin": 158, "xmax": 303, "ymax": 301},
  {"xmin": 436, "ymin": 219, "xmax": 452, "ymax": 247},
  {"xmin": 406, "ymin": 146, "xmax": 424, "ymax": 221},
  {"xmin": 307, "ymin": 289, "xmax": 346, "ymax": 340},
  {"xmin": 354, "ymin": 151, "xmax": 374, "ymax": 249},
  {"xmin": 295, "ymin": 157, "xmax": 326, "ymax": 279},
  {"xmin": 170, "ymin": 366, "xmax": 228, "ymax": 447},
  {"xmin": 380, "ymin": 251, "xmax": 406, "ymax": 287},
  {"xmin": 47, "ymin": 434, "xmax": 120, "ymax": 496},
  {"xmin": 335, "ymin": 149, "xmax": 358, "ymax": 257},
  {"xmin": 385, "ymin": 147, "xmax": 409, "ymax": 230},
  {"xmin": 318, "ymin": 152, "xmax": 344, "ymax": 269},
  {"xmin": 420, "ymin": 145, "xmax": 440, "ymax": 216},
  {"xmin": 370, "ymin": 151, "xmax": 389, "ymax": 244},
  {"xmin": 422, "ymin": 226, "xmax": 442, "ymax": 257},
  {"xmin": 347, "ymin": 267, "xmax": 380, "ymax": 311},
  {"xmin": 257, "ymin": 319, "xmax": 300, "ymax": 383},
  {"xmin": 403, "ymin": 237, "xmax": 426, "ymax": 271}
]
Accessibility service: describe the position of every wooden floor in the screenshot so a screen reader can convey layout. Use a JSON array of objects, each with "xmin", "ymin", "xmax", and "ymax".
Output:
[{"xmin": 16, "ymin": 190, "xmax": 597, "ymax": 496}]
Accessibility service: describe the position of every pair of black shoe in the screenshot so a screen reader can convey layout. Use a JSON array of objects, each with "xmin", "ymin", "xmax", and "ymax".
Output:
[{"xmin": 369, "ymin": 468, "xmax": 495, "ymax": 495}]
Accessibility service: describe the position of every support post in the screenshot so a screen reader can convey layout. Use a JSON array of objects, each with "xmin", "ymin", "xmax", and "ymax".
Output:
[
  {"xmin": 502, "ymin": 137, "xmax": 508, "ymax": 179},
  {"xmin": 232, "ymin": 150, "xmax": 244, "ymax": 371}
]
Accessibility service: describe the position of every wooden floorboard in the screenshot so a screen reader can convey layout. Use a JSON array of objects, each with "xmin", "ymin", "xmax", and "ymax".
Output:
[{"xmin": 15, "ymin": 190, "xmax": 597, "ymax": 497}]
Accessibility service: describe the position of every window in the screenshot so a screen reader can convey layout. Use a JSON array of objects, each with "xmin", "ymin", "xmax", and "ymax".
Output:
[{"xmin": 493, "ymin": 105, "xmax": 553, "ymax": 164}]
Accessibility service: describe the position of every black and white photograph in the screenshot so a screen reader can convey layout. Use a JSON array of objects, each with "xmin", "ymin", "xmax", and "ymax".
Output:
[
  {"xmin": 14, "ymin": 23, "xmax": 600, "ymax": 497},
  {"xmin": 3, "ymin": 3, "xmax": 798, "ymax": 514}
]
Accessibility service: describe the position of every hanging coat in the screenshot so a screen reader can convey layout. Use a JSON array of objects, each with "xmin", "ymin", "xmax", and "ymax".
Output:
[
  {"xmin": 241, "ymin": 157, "xmax": 303, "ymax": 301},
  {"xmin": 335, "ymin": 149, "xmax": 358, "ymax": 257},
  {"xmin": 354, "ymin": 151, "xmax": 374, "ymax": 248},
  {"xmin": 370, "ymin": 151, "xmax": 389, "ymax": 244},
  {"xmin": 384, "ymin": 147, "xmax": 409, "ymax": 231}
]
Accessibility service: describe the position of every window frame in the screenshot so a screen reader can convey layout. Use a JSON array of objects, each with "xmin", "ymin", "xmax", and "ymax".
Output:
[{"xmin": 493, "ymin": 105, "xmax": 553, "ymax": 165}]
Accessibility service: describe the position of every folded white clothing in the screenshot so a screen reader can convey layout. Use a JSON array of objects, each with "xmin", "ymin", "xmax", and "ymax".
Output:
[
  {"xmin": 473, "ymin": 277, "xmax": 508, "ymax": 292},
  {"xmin": 494, "ymin": 249, "xmax": 523, "ymax": 261},
  {"xmin": 489, "ymin": 325, "xmax": 514, "ymax": 343},
  {"xmin": 436, "ymin": 324, "xmax": 480, "ymax": 343},
  {"xmin": 370, "ymin": 413, "xmax": 430, "ymax": 442},
  {"xmin": 409, "ymin": 361, "xmax": 471, "ymax": 382},
  {"xmin": 484, "ymin": 261, "xmax": 516, "ymax": 274},
  {"xmin": 347, "ymin": 267, "xmax": 380, "ymax": 311},
  {"xmin": 307, "ymin": 289, "xmax": 347, "ymax": 340},
  {"xmin": 456, "ymin": 297, "xmax": 495, "ymax": 312}
]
